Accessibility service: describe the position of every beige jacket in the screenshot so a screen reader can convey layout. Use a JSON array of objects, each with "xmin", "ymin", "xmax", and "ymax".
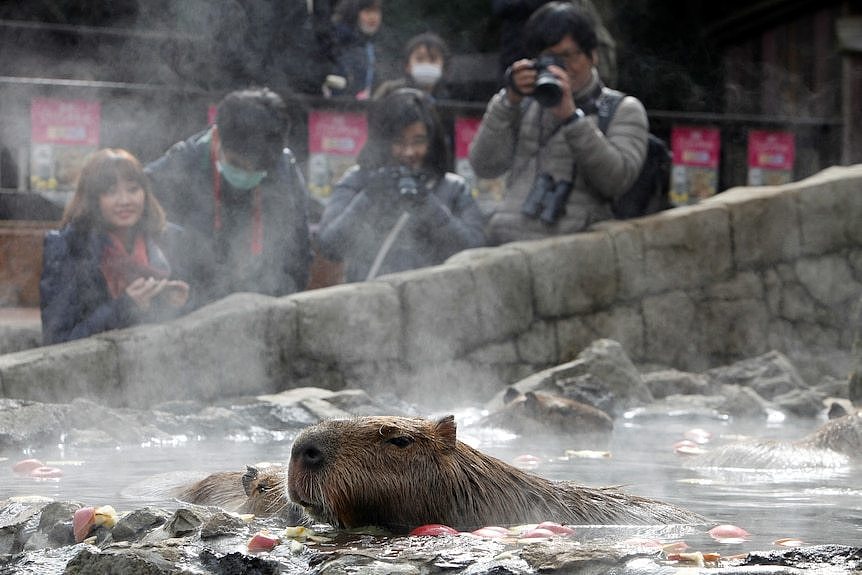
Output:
[{"xmin": 469, "ymin": 69, "xmax": 648, "ymax": 245}]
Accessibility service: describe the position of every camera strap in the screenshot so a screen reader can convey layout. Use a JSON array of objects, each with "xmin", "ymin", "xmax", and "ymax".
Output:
[{"xmin": 366, "ymin": 212, "xmax": 411, "ymax": 281}]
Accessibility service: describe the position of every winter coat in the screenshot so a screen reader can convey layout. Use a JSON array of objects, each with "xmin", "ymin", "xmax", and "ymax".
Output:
[
  {"xmin": 469, "ymin": 69, "xmax": 648, "ymax": 245},
  {"xmin": 316, "ymin": 166, "xmax": 486, "ymax": 282},
  {"xmin": 40, "ymin": 224, "xmax": 189, "ymax": 345},
  {"xmin": 331, "ymin": 22, "xmax": 398, "ymax": 97},
  {"xmin": 145, "ymin": 129, "xmax": 312, "ymax": 305}
]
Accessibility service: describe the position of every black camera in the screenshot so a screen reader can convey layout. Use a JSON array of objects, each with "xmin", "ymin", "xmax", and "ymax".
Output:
[
  {"xmin": 522, "ymin": 172, "xmax": 573, "ymax": 224},
  {"xmin": 372, "ymin": 166, "xmax": 424, "ymax": 197},
  {"xmin": 532, "ymin": 54, "xmax": 565, "ymax": 108}
]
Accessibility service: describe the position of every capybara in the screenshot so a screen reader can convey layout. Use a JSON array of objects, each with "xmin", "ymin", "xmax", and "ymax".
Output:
[
  {"xmin": 690, "ymin": 411, "xmax": 862, "ymax": 469},
  {"xmin": 174, "ymin": 464, "xmax": 307, "ymax": 523},
  {"xmin": 287, "ymin": 415, "xmax": 704, "ymax": 533}
]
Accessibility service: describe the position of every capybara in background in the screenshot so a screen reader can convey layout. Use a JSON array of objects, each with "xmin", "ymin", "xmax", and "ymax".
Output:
[
  {"xmin": 689, "ymin": 411, "xmax": 862, "ymax": 469},
  {"xmin": 175, "ymin": 464, "xmax": 306, "ymax": 523},
  {"xmin": 288, "ymin": 415, "xmax": 704, "ymax": 533}
]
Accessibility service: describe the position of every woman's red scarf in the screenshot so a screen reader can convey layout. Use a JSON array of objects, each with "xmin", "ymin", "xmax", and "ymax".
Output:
[{"xmin": 100, "ymin": 232, "xmax": 169, "ymax": 299}]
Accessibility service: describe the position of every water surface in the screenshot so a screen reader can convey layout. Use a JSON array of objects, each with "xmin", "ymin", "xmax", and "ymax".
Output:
[{"xmin": 2, "ymin": 410, "xmax": 859, "ymax": 554}]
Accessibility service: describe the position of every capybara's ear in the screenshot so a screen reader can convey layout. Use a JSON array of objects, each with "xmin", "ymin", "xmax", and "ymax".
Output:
[
  {"xmin": 242, "ymin": 466, "xmax": 259, "ymax": 496},
  {"xmin": 435, "ymin": 415, "xmax": 457, "ymax": 448},
  {"xmin": 503, "ymin": 386, "xmax": 522, "ymax": 404}
]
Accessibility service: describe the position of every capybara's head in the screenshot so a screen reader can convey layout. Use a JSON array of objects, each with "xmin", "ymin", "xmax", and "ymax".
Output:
[{"xmin": 288, "ymin": 415, "xmax": 460, "ymax": 532}]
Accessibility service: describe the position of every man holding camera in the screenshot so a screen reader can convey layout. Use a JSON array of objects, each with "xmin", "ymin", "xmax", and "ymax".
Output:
[{"xmin": 470, "ymin": 1, "xmax": 648, "ymax": 245}]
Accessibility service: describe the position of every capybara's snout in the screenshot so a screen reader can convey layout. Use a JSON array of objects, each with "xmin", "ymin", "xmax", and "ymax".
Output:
[{"xmin": 290, "ymin": 432, "xmax": 328, "ymax": 472}]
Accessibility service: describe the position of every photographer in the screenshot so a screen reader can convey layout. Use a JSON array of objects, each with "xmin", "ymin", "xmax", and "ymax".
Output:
[
  {"xmin": 317, "ymin": 88, "xmax": 485, "ymax": 282},
  {"xmin": 470, "ymin": 1, "xmax": 648, "ymax": 245}
]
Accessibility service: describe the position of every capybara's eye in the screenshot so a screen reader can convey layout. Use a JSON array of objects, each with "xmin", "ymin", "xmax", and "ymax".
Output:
[{"xmin": 387, "ymin": 436, "xmax": 414, "ymax": 448}]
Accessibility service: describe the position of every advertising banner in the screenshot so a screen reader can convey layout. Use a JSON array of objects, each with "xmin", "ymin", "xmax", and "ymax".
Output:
[
  {"xmin": 30, "ymin": 97, "xmax": 101, "ymax": 192},
  {"xmin": 307, "ymin": 110, "xmax": 367, "ymax": 201},
  {"xmin": 747, "ymin": 130, "xmax": 795, "ymax": 186},
  {"xmin": 669, "ymin": 126, "xmax": 721, "ymax": 205}
]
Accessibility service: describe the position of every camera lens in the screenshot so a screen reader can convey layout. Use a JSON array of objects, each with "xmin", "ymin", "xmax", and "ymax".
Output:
[
  {"xmin": 533, "ymin": 79, "xmax": 563, "ymax": 107},
  {"xmin": 533, "ymin": 55, "xmax": 565, "ymax": 107}
]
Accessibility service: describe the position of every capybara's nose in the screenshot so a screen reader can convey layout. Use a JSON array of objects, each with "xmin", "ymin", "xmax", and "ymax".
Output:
[{"xmin": 292, "ymin": 437, "xmax": 326, "ymax": 470}]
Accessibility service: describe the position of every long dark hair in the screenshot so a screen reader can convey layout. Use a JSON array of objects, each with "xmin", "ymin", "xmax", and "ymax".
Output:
[
  {"xmin": 62, "ymin": 148, "xmax": 166, "ymax": 236},
  {"xmin": 358, "ymin": 88, "xmax": 449, "ymax": 177}
]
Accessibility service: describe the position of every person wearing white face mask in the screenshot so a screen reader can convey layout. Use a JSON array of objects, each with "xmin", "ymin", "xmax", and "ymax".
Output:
[
  {"xmin": 145, "ymin": 88, "xmax": 312, "ymax": 305},
  {"xmin": 373, "ymin": 32, "xmax": 451, "ymax": 101}
]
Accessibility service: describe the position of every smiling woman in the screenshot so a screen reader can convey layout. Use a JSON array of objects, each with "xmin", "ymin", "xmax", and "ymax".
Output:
[{"xmin": 39, "ymin": 148, "xmax": 193, "ymax": 345}]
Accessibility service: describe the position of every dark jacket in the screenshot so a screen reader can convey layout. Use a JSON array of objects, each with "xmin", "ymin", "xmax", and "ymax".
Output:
[
  {"xmin": 145, "ymin": 129, "xmax": 312, "ymax": 305},
  {"xmin": 331, "ymin": 23, "xmax": 395, "ymax": 97},
  {"xmin": 39, "ymin": 224, "xmax": 190, "ymax": 345},
  {"xmin": 316, "ymin": 166, "xmax": 486, "ymax": 282}
]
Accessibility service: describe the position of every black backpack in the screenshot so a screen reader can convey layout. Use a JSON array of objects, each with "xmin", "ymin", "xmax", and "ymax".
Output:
[{"xmin": 596, "ymin": 89, "xmax": 671, "ymax": 219}]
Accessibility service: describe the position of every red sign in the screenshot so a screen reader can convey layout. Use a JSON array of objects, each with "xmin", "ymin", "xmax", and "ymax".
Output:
[
  {"xmin": 308, "ymin": 110, "xmax": 367, "ymax": 156},
  {"xmin": 748, "ymin": 130, "xmax": 795, "ymax": 170},
  {"xmin": 454, "ymin": 116, "xmax": 481, "ymax": 160},
  {"xmin": 31, "ymin": 98, "xmax": 101, "ymax": 146},
  {"xmin": 671, "ymin": 126, "xmax": 720, "ymax": 168}
]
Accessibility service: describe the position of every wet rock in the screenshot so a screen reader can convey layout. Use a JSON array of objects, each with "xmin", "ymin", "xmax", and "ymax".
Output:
[
  {"xmin": 771, "ymin": 387, "xmax": 827, "ymax": 417},
  {"xmin": 200, "ymin": 511, "xmax": 248, "ymax": 539},
  {"xmin": 0, "ymin": 497, "xmax": 56, "ymax": 555},
  {"xmin": 520, "ymin": 540, "xmax": 655, "ymax": 573},
  {"xmin": 30, "ymin": 501, "xmax": 79, "ymax": 548},
  {"xmin": 0, "ymin": 399, "xmax": 70, "ymax": 449},
  {"xmin": 706, "ymin": 350, "xmax": 809, "ymax": 400},
  {"xmin": 476, "ymin": 389, "xmax": 613, "ymax": 442},
  {"xmin": 199, "ymin": 549, "xmax": 282, "ymax": 574},
  {"xmin": 64, "ymin": 546, "xmax": 187, "ymax": 575},
  {"xmin": 716, "ymin": 385, "xmax": 773, "ymax": 419},
  {"xmin": 112, "ymin": 508, "xmax": 171, "ymax": 542},
  {"xmin": 643, "ymin": 369, "xmax": 711, "ymax": 399},
  {"xmin": 489, "ymin": 339, "xmax": 653, "ymax": 418},
  {"xmin": 163, "ymin": 509, "xmax": 204, "ymax": 538},
  {"xmin": 740, "ymin": 544, "xmax": 862, "ymax": 570}
]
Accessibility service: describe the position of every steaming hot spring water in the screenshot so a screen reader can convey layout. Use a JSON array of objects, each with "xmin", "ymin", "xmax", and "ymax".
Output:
[{"xmin": 2, "ymin": 406, "xmax": 860, "ymax": 560}]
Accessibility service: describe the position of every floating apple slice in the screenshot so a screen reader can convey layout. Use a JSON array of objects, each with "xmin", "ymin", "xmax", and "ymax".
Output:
[{"xmin": 409, "ymin": 524, "xmax": 459, "ymax": 536}]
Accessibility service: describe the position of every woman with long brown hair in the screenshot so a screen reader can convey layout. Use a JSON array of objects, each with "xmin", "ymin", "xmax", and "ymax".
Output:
[{"xmin": 40, "ymin": 148, "xmax": 191, "ymax": 344}]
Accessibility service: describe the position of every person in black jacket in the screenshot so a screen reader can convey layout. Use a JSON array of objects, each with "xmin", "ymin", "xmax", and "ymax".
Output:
[
  {"xmin": 145, "ymin": 88, "xmax": 312, "ymax": 305},
  {"xmin": 316, "ymin": 89, "xmax": 485, "ymax": 282},
  {"xmin": 40, "ymin": 149, "xmax": 191, "ymax": 345}
]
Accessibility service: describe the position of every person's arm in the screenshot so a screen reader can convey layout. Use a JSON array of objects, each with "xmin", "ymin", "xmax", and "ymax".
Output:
[
  {"xmin": 316, "ymin": 166, "xmax": 380, "ymax": 261},
  {"xmin": 563, "ymin": 96, "xmax": 649, "ymax": 200},
  {"xmin": 39, "ymin": 232, "xmax": 136, "ymax": 345},
  {"xmin": 408, "ymin": 174, "xmax": 486, "ymax": 259},
  {"xmin": 144, "ymin": 139, "xmax": 198, "ymax": 223},
  {"xmin": 468, "ymin": 90, "xmax": 523, "ymax": 179}
]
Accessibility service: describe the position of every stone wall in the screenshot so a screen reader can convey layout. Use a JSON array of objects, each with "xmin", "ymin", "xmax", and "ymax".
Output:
[{"xmin": 1, "ymin": 164, "xmax": 861, "ymax": 409}]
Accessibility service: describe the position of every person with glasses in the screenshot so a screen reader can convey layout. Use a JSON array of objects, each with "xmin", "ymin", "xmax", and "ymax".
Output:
[
  {"xmin": 316, "ymin": 89, "xmax": 485, "ymax": 283},
  {"xmin": 145, "ymin": 88, "xmax": 312, "ymax": 305},
  {"xmin": 470, "ymin": 1, "xmax": 648, "ymax": 245}
]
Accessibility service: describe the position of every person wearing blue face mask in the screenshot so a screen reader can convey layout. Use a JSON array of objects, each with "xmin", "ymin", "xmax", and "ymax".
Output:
[{"xmin": 145, "ymin": 88, "xmax": 312, "ymax": 306}]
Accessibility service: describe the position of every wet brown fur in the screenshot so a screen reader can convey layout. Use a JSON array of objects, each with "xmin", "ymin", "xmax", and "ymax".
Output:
[
  {"xmin": 175, "ymin": 464, "xmax": 299, "ymax": 519},
  {"xmin": 691, "ymin": 411, "xmax": 862, "ymax": 469},
  {"xmin": 287, "ymin": 415, "xmax": 704, "ymax": 533}
]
